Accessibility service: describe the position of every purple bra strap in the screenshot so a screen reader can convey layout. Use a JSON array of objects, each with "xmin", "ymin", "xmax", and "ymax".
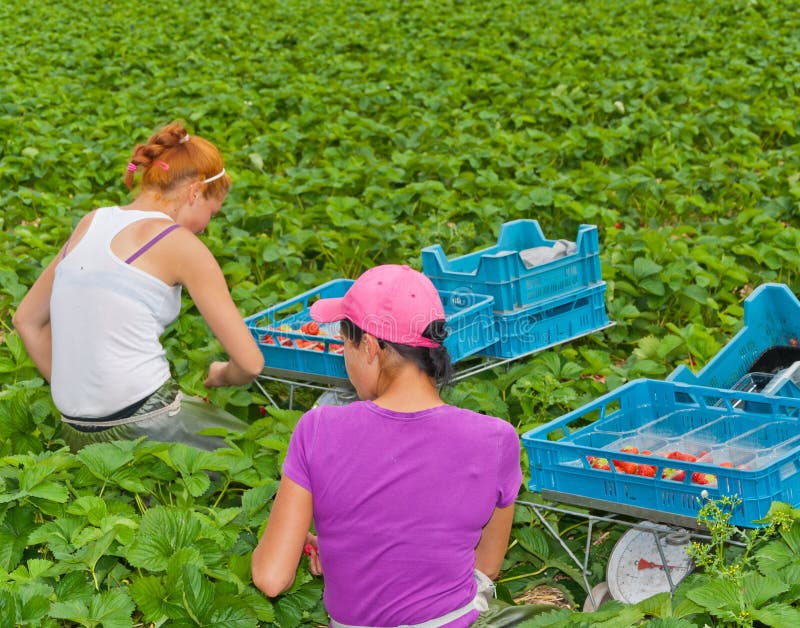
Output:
[
  {"xmin": 125, "ymin": 223, "xmax": 181, "ymax": 264},
  {"xmin": 60, "ymin": 236, "xmax": 72, "ymax": 260}
]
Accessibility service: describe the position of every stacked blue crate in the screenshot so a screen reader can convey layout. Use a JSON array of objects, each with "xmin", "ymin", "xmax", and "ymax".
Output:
[{"xmin": 421, "ymin": 219, "xmax": 610, "ymax": 358}]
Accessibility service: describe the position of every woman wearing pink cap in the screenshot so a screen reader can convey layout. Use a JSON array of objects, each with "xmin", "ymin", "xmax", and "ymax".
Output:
[{"xmin": 252, "ymin": 264, "xmax": 522, "ymax": 627}]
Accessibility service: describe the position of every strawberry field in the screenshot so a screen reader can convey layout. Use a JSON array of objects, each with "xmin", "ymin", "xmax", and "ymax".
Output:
[{"xmin": 2, "ymin": 0, "xmax": 800, "ymax": 625}]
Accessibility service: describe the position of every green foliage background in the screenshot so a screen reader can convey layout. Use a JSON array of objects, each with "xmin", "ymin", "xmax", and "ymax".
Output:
[{"xmin": 1, "ymin": 0, "xmax": 799, "ymax": 625}]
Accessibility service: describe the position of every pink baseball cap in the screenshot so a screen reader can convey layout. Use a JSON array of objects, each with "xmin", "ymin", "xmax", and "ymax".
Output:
[{"xmin": 310, "ymin": 264, "xmax": 445, "ymax": 348}]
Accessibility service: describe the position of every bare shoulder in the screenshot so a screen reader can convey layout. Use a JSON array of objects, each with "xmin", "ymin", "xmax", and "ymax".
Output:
[
  {"xmin": 161, "ymin": 226, "xmax": 220, "ymax": 274},
  {"xmin": 164, "ymin": 225, "xmax": 213, "ymax": 256}
]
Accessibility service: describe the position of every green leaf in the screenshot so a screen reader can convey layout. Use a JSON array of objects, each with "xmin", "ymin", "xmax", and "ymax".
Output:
[
  {"xmin": 685, "ymin": 579, "xmax": 742, "ymax": 612},
  {"xmin": 740, "ymin": 572, "xmax": 789, "ymax": 609},
  {"xmin": 0, "ymin": 507, "xmax": 36, "ymax": 571},
  {"xmin": 274, "ymin": 595, "xmax": 304, "ymax": 628},
  {"xmin": 27, "ymin": 517, "xmax": 82, "ymax": 560},
  {"xmin": 633, "ymin": 257, "xmax": 663, "ymax": 279},
  {"xmin": 751, "ymin": 602, "xmax": 800, "ymax": 627},
  {"xmin": 129, "ymin": 576, "xmax": 180, "ymax": 623},
  {"xmin": 67, "ymin": 496, "xmax": 108, "ymax": 526},
  {"xmin": 179, "ymin": 563, "xmax": 214, "ymax": 620},
  {"xmin": 642, "ymin": 619, "xmax": 700, "ymax": 628},
  {"xmin": 528, "ymin": 187, "xmax": 554, "ymax": 207},
  {"xmin": 634, "ymin": 591, "xmax": 672, "ymax": 618},
  {"xmin": 126, "ymin": 507, "xmax": 203, "ymax": 572},
  {"xmin": 26, "ymin": 480, "xmax": 68, "ymax": 502},
  {"xmin": 48, "ymin": 590, "xmax": 135, "ymax": 628},
  {"xmin": 515, "ymin": 526, "xmax": 551, "ymax": 560},
  {"xmin": 87, "ymin": 589, "xmax": 135, "ymax": 628},
  {"xmin": 241, "ymin": 481, "xmax": 280, "ymax": 527},
  {"xmin": 76, "ymin": 441, "xmax": 137, "ymax": 480}
]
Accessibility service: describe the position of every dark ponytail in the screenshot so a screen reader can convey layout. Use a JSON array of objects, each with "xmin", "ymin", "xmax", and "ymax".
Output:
[{"xmin": 340, "ymin": 319, "xmax": 454, "ymax": 388}]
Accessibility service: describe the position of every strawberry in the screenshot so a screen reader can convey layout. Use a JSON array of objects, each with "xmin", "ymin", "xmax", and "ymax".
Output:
[
  {"xmin": 589, "ymin": 456, "xmax": 611, "ymax": 471},
  {"xmin": 303, "ymin": 544, "xmax": 315, "ymax": 556},
  {"xmin": 641, "ymin": 450, "xmax": 652, "ymax": 456},
  {"xmin": 619, "ymin": 445, "xmax": 639, "ymax": 454},
  {"xmin": 691, "ymin": 472, "xmax": 716, "ymax": 485},
  {"xmin": 666, "ymin": 451, "xmax": 697, "ymax": 462},
  {"xmin": 613, "ymin": 460, "xmax": 638, "ymax": 475},
  {"xmin": 662, "ymin": 468, "xmax": 686, "ymax": 482},
  {"xmin": 637, "ymin": 464, "xmax": 657, "ymax": 477},
  {"xmin": 301, "ymin": 321, "xmax": 320, "ymax": 335},
  {"xmin": 719, "ymin": 461, "xmax": 734, "ymax": 468}
]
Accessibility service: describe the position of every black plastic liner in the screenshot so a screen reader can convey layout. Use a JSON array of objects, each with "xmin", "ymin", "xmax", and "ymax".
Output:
[{"xmin": 748, "ymin": 346, "xmax": 800, "ymax": 375}]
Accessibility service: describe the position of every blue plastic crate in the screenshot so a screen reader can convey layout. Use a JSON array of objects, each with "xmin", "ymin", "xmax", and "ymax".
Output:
[
  {"xmin": 244, "ymin": 280, "xmax": 497, "ymax": 381},
  {"xmin": 521, "ymin": 378, "xmax": 800, "ymax": 528},
  {"xmin": 479, "ymin": 282, "xmax": 609, "ymax": 359},
  {"xmin": 421, "ymin": 219, "xmax": 602, "ymax": 313},
  {"xmin": 669, "ymin": 283, "xmax": 800, "ymax": 390}
]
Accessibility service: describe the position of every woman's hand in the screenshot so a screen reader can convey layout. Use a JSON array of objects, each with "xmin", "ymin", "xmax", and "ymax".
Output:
[
  {"xmin": 204, "ymin": 361, "xmax": 231, "ymax": 387},
  {"xmin": 303, "ymin": 533, "xmax": 323, "ymax": 576}
]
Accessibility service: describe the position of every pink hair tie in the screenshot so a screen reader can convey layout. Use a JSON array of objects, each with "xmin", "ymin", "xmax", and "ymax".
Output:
[
  {"xmin": 155, "ymin": 160, "xmax": 170, "ymax": 171},
  {"xmin": 126, "ymin": 162, "xmax": 138, "ymax": 173}
]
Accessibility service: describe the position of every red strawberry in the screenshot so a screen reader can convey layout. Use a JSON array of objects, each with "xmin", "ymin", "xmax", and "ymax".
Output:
[
  {"xmin": 667, "ymin": 451, "xmax": 697, "ymax": 462},
  {"xmin": 301, "ymin": 322, "xmax": 321, "ymax": 335},
  {"xmin": 719, "ymin": 461, "xmax": 734, "ymax": 468},
  {"xmin": 662, "ymin": 468, "xmax": 686, "ymax": 482},
  {"xmin": 637, "ymin": 464, "xmax": 657, "ymax": 477},
  {"xmin": 620, "ymin": 445, "xmax": 639, "ymax": 454},
  {"xmin": 589, "ymin": 456, "xmax": 611, "ymax": 471},
  {"xmin": 692, "ymin": 472, "xmax": 716, "ymax": 485},
  {"xmin": 613, "ymin": 460, "xmax": 638, "ymax": 475}
]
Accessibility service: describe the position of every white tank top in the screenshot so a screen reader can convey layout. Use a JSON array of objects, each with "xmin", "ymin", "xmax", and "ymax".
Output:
[{"xmin": 50, "ymin": 206, "xmax": 182, "ymax": 418}]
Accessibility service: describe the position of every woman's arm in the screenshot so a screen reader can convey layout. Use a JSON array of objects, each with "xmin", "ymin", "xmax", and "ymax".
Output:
[
  {"xmin": 166, "ymin": 230, "xmax": 264, "ymax": 385},
  {"xmin": 13, "ymin": 213, "xmax": 96, "ymax": 382},
  {"xmin": 252, "ymin": 476, "xmax": 314, "ymax": 597},
  {"xmin": 12, "ymin": 255, "xmax": 59, "ymax": 382},
  {"xmin": 474, "ymin": 504, "xmax": 515, "ymax": 579}
]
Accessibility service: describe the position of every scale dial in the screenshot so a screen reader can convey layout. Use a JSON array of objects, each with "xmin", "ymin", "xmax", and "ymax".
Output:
[{"xmin": 606, "ymin": 522, "xmax": 694, "ymax": 605}]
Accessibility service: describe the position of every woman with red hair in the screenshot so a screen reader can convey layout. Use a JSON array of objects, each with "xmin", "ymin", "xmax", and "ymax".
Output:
[{"xmin": 14, "ymin": 122, "xmax": 263, "ymax": 450}]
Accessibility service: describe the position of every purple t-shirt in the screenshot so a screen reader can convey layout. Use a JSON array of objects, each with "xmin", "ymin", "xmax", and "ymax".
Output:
[{"xmin": 283, "ymin": 400, "xmax": 522, "ymax": 627}]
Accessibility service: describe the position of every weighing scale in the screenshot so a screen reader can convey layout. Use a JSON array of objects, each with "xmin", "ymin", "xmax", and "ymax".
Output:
[{"xmin": 603, "ymin": 522, "xmax": 694, "ymax": 606}]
